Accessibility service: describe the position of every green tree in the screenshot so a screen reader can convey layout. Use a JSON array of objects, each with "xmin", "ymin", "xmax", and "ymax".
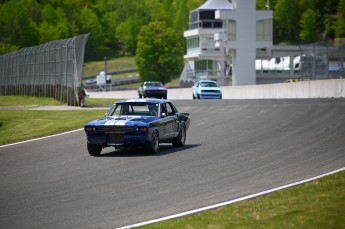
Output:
[
  {"xmin": 0, "ymin": 0, "xmax": 39, "ymax": 48},
  {"xmin": 38, "ymin": 5, "xmax": 69, "ymax": 43},
  {"xmin": 299, "ymin": 9, "xmax": 320, "ymax": 42},
  {"xmin": 74, "ymin": 6, "xmax": 104, "ymax": 60},
  {"xmin": 116, "ymin": 17, "xmax": 144, "ymax": 55},
  {"xmin": 173, "ymin": 0, "xmax": 190, "ymax": 36},
  {"xmin": 274, "ymin": 0, "xmax": 300, "ymax": 44},
  {"xmin": 335, "ymin": 0, "xmax": 345, "ymax": 38},
  {"xmin": 136, "ymin": 22, "xmax": 184, "ymax": 85},
  {"xmin": 102, "ymin": 11, "xmax": 119, "ymax": 49}
]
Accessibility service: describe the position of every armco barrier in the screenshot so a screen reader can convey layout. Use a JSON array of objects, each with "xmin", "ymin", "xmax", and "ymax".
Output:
[{"xmin": 88, "ymin": 79, "xmax": 345, "ymax": 100}]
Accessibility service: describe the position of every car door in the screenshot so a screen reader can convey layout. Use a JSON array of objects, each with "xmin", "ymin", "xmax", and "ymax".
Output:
[{"xmin": 160, "ymin": 102, "xmax": 178, "ymax": 139}]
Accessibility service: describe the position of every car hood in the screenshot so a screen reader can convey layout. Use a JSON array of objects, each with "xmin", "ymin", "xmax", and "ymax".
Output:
[{"xmin": 86, "ymin": 115, "xmax": 159, "ymax": 127}]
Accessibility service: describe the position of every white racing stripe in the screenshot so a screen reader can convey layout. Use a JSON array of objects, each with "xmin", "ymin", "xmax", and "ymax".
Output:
[
  {"xmin": 118, "ymin": 167, "xmax": 345, "ymax": 229},
  {"xmin": 114, "ymin": 119, "xmax": 127, "ymax": 126}
]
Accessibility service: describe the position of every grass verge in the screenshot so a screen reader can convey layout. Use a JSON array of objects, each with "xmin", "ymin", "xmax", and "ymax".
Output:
[
  {"xmin": 0, "ymin": 95, "xmax": 65, "ymax": 107},
  {"xmin": 0, "ymin": 110, "xmax": 105, "ymax": 145},
  {"xmin": 85, "ymin": 98, "xmax": 121, "ymax": 106},
  {"xmin": 139, "ymin": 170, "xmax": 345, "ymax": 229},
  {"xmin": 83, "ymin": 56, "xmax": 136, "ymax": 77},
  {"xmin": 0, "ymin": 95, "xmax": 118, "ymax": 145}
]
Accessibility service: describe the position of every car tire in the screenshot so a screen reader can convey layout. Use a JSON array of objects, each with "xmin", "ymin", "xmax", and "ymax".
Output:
[
  {"xmin": 146, "ymin": 131, "xmax": 159, "ymax": 154},
  {"xmin": 87, "ymin": 143, "xmax": 102, "ymax": 156},
  {"xmin": 193, "ymin": 94, "xmax": 196, "ymax": 99},
  {"xmin": 172, "ymin": 123, "xmax": 186, "ymax": 147},
  {"xmin": 139, "ymin": 94, "xmax": 142, "ymax": 98},
  {"xmin": 197, "ymin": 94, "xmax": 200, "ymax": 99}
]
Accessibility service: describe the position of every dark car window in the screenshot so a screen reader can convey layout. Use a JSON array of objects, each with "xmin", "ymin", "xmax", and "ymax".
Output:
[
  {"xmin": 200, "ymin": 81, "xmax": 218, "ymax": 87},
  {"xmin": 109, "ymin": 102, "xmax": 159, "ymax": 117},
  {"xmin": 145, "ymin": 82, "xmax": 163, "ymax": 88},
  {"xmin": 166, "ymin": 102, "xmax": 176, "ymax": 116}
]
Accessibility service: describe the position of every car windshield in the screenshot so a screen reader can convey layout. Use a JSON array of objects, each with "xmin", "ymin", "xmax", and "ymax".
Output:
[
  {"xmin": 200, "ymin": 82, "xmax": 218, "ymax": 87},
  {"xmin": 145, "ymin": 82, "xmax": 163, "ymax": 87},
  {"xmin": 108, "ymin": 102, "xmax": 159, "ymax": 117}
]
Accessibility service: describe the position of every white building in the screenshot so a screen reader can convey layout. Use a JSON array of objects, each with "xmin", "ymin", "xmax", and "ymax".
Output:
[{"xmin": 181, "ymin": 0, "xmax": 274, "ymax": 86}]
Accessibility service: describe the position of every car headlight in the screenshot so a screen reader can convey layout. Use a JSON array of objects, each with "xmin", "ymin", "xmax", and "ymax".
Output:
[
  {"xmin": 85, "ymin": 126, "xmax": 96, "ymax": 132},
  {"xmin": 137, "ymin": 127, "xmax": 148, "ymax": 133}
]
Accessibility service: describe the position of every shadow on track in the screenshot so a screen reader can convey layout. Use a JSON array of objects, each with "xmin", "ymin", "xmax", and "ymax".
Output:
[{"xmin": 95, "ymin": 144, "xmax": 201, "ymax": 157}]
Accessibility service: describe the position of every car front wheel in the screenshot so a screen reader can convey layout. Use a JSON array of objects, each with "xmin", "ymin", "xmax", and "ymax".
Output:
[
  {"xmin": 87, "ymin": 143, "xmax": 102, "ymax": 156},
  {"xmin": 147, "ymin": 131, "xmax": 159, "ymax": 154}
]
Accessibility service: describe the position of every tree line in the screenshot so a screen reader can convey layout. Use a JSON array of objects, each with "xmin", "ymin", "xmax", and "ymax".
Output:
[{"xmin": 0, "ymin": 0, "xmax": 344, "ymax": 83}]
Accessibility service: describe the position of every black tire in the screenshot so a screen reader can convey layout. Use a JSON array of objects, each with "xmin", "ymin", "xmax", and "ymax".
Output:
[
  {"xmin": 193, "ymin": 94, "xmax": 196, "ymax": 99},
  {"xmin": 146, "ymin": 131, "xmax": 159, "ymax": 154},
  {"xmin": 139, "ymin": 93, "xmax": 142, "ymax": 98},
  {"xmin": 172, "ymin": 123, "xmax": 186, "ymax": 147},
  {"xmin": 87, "ymin": 143, "xmax": 102, "ymax": 156},
  {"xmin": 197, "ymin": 94, "xmax": 200, "ymax": 99}
]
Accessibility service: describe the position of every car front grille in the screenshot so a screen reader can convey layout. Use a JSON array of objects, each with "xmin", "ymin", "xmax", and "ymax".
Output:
[
  {"xmin": 201, "ymin": 90, "xmax": 220, "ymax": 93},
  {"xmin": 96, "ymin": 126, "xmax": 137, "ymax": 133}
]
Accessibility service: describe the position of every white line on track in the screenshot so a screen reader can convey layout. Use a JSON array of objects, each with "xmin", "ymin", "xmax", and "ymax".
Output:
[
  {"xmin": 0, "ymin": 128, "xmax": 83, "ymax": 148},
  {"xmin": 118, "ymin": 167, "xmax": 345, "ymax": 229}
]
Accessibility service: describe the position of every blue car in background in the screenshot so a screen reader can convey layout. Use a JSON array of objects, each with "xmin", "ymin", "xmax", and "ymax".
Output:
[
  {"xmin": 192, "ymin": 80, "xmax": 222, "ymax": 99},
  {"xmin": 84, "ymin": 99, "xmax": 190, "ymax": 156}
]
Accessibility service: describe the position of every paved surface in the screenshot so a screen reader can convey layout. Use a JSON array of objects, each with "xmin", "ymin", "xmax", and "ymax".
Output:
[{"xmin": 1, "ymin": 99, "xmax": 345, "ymax": 228}]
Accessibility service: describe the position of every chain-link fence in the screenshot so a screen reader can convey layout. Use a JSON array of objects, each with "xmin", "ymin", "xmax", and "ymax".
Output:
[
  {"xmin": 0, "ymin": 34, "xmax": 89, "ymax": 106},
  {"xmin": 299, "ymin": 42, "xmax": 345, "ymax": 80}
]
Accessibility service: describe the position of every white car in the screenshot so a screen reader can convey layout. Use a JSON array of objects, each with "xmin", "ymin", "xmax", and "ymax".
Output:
[{"xmin": 192, "ymin": 80, "xmax": 222, "ymax": 99}]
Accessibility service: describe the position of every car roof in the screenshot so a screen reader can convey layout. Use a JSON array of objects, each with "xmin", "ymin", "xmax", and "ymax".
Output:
[{"xmin": 116, "ymin": 98, "xmax": 169, "ymax": 104}]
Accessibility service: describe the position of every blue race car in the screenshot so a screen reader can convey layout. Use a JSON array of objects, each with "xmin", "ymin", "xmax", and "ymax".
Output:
[
  {"xmin": 192, "ymin": 80, "xmax": 222, "ymax": 99},
  {"xmin": 84, "ymin": 99, "xmax": 190, "ymax": 156}
]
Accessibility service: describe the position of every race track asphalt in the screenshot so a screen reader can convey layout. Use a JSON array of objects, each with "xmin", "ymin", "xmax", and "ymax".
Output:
[{"xmin": 1, "ymin": 99, "xmax": 345, "ymax": 228}]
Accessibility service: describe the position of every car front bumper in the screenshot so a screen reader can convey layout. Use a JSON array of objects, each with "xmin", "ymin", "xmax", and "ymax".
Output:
[
  {"xmin": 198, "ymin": 93, "xmax": 222, "ymax": 99},
  {"xmin": 87, "ymin": 133, "xmax": 150, "ymax": 147}
]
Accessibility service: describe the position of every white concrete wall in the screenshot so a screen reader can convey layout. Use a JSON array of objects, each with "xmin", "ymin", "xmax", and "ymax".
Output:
[
  {"xmin": 220, "ymin": 79, "xmax": 345, "ymax": 99},
  {"xmin": 89, "ymin": 79, "xmax": 345, "ymax": 100}
]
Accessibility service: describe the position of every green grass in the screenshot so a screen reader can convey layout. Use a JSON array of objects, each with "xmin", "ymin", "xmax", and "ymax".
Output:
[
  {"xmin": 0, "ymin": 110, "xmax": 105, "ymax": 145},
  {"xmin": 0, "ymin": 95, "xmax": 65, "ymax": 107},
  {"xmin": 140, "ymin": 171, "xmax": 345, "ymax": 229},
  {"xmin": 113, "ymin": 82, "xmax": 142, "ymax": 89},
  {"xmin": 83, "ymin": 56, "xmax": 137, "ymax": 77},
  {"xmin": 85, "ymin": 98, "xmax": 121, "ymax": 106},
  {"xmin": 0, "ymin": 96, "xmax": 120, "ymax": 145}
]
